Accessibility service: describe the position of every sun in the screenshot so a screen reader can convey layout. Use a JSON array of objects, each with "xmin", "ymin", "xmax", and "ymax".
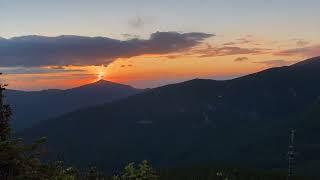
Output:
[
  {"xmin": 95, "ymin": 65, "xmax": 107, "ymax": 80},
  {"xmin": 97, "ymin": 71, "xmax": 104, "ymax": 80}
]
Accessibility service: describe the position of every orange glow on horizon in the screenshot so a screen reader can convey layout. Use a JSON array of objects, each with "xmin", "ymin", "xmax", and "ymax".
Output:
[{"xmin": 2, "ymin": 47, "xmax": 304, "ymax": 91}]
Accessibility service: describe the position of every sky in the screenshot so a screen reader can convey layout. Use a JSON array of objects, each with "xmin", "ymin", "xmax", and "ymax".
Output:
[{"xmin": 1, "ymin": 0, "xmax": 320, "ymax": 90}]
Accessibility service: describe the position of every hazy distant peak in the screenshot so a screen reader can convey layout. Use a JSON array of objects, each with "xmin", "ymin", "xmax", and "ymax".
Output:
[
  {"xmin": 93, "ymin": 79, "xmax": 124, "ymax": 85},
  {"xmin": 72, "ymin": 79, "xmax": 138, "ymax": 91},
  {"xmin": 9, "ymin": 35, "xmax": 49, "ymax": 42}
]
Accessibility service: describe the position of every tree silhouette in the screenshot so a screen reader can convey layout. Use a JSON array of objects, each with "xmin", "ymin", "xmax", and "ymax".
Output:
[
  {"xmin": 0, "ymin": 73, "xmax": 49, "ymax": 179},
  {"xmin": 0, "ymin": 73, "xmax": 11, "ymax": 141}
]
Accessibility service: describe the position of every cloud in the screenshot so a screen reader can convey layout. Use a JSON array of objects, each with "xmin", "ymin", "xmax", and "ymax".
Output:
[
  {"xmin": 128, "ymin": 16, "xmax": 146, "ymax": 29},
  {"xmin": 223, "ymin": 35, "xmax": 260, "ymax": 46},
  {"xmin": 122, "ymin": 34, "xmax": 140, "ymax": 40},
  {"xmin": 296, "ymin": 40, "xmax": 310, "ymax": 47},
  {"xmin": 223, "ymin": 38, "xmax": 261, "ymax": 46},
  {"xmin": 0, "ymin": 32, "xmax": 214, "ymax": 67},
  {"xmin": 0, "ymin": 67, "xmax": 84, "ymax": 74},
  {"xmin": 236, "ymin": 38, "xmax": 252, "ymax": 44},
  {"xmin": 290, "ymin": 38, "xmax": 310, "ymax": 47},
  {"xmin": 253, "ymin": 60, "xmax": 296, "ymax": 67},
  {"xmin": 164, "ymin": 55, "xmax": 181, "ymax": 59},
  {"xmin": 274, "ymin": 45, "xmax": 320, "ymax": 57},
  {"xmin": 48, "ymin": 66, "xmax": 68, "ymax": 70},
  {"xmin": 234, "ymin": 57, "xmax": 249, "ymax": 62},
  {"xmin": 223, "ymin": 42, "xmax": 236, "ymax": 46},
  {"xmin": 194, "ymin": 45, "xmax": 268, "ymax": 58},
  {"xmin": 120, "ymin": 64, "xmax": 133, "ymax": 68}
]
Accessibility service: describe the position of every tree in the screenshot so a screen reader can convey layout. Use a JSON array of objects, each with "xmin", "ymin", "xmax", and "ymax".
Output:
[
  {"xmin": 0, "ymin": 74, "xmax": 46, "ymax": 179},
  {"xmin": 0, "ymin": 74, "xmax": 11, "ymax": 141},
  {"xmin": 0, "ymin": 73, "xmax": 73, "ymax": 179},
  {"xmin": 113, "ymin": 160, "xmax": 159, "ymax": 180}
]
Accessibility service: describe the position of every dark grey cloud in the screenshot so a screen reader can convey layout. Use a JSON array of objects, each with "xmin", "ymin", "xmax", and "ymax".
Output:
[
  {"xmin": 0, "ymin": 32, "xmax": 214, "ymax": 67},
  {"xmin": 0, "ymin": 67, "xmax": 84, "ymax": 74}
]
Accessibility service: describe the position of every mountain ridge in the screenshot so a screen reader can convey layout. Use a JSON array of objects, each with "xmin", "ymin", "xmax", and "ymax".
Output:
[
  {"xmin": 7, "ymin": 80, "xmax": 143, "ymax": 131},
  {"xmin": 20, "ymin": 56, "xmax": 320, "ymax": 175}
]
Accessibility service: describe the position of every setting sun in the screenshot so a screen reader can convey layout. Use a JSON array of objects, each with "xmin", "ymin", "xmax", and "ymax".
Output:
[{"xmin": 97, "ymin": 72, "xmax": 104, "ymax": 80}]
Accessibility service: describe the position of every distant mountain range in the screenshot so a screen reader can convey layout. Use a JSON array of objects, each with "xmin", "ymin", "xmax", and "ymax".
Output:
[
  {"xmin": 6, "ymin": 80, "xmax": 142, "ymax": 131},
  {"xmin": 20, "ymin": 57, "xmax": 320, "ymax": 175}
]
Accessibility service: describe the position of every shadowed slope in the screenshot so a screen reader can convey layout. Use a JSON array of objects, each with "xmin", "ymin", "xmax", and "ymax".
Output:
[
  {"xmin": 6, "ymin": 80, "xmax": 142, "ymax": 131},
  {"xmin": 21, "ymin": 57, "xmax": 320, "ymax": 173}
]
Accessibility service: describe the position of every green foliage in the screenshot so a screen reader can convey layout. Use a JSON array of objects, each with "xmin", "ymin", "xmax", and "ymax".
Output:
[
  {"xmin": 113, "ymin": 160, "xmax": 159, "ymax": 180},
  {"xmin": 158, "ymin": 165, "xmax": 307, "ymax": 180}
]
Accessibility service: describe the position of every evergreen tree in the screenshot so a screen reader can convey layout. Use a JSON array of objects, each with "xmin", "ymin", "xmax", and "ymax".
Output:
[
  {"xmin": 0, "ymin": 74, "xmax": 11, "ymax": 141},
  {"xmin": 0, "ymin": 73, "xmax": 40, "ymax": 179},
  {"xmin": 0, "ymin": 73, "xmax": 67, "ymax": 179}
]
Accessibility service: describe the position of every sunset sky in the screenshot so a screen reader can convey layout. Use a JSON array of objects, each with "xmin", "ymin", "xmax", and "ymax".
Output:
[{"xmin": 1, "ymin": 0, "xmax": 320, "ymax": 90}]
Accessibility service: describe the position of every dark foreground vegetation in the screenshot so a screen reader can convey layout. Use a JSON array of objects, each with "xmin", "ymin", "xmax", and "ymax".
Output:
[{"xmin": 159, "ymin": 165, "xmax": 306, "ymax": 180}]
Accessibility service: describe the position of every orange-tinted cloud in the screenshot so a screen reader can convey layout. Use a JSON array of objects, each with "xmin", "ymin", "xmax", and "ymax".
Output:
[
  {"xmin": 274, "ymin": 45, "xmax": 320, "ymax": 57},
  {"xmin": 223, "ymin": 35, "xmax": 261, "ymax": 46},
  {"xmin": 194, "ymin": 45, "xmax": 269, "ymax": 58},
  {"xmin": 295, "ymin": 39, "xmax": 310, "ymax": 47},
  {"xmin": 236, "ymin": 38, "xmax": 252, "ymax": 44},
  {"xmin": 234, "ymin": 57, "xmax": 249, "ymax": 62}
]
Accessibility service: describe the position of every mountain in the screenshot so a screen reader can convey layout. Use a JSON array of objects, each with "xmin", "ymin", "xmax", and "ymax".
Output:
[
  {"xmin": 20, "ymin": 57, "xmax": 320, "ymax": 174},
  {"xmin": 6, "ymin": 80, "xmax": 142, "ymax": 131}
]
